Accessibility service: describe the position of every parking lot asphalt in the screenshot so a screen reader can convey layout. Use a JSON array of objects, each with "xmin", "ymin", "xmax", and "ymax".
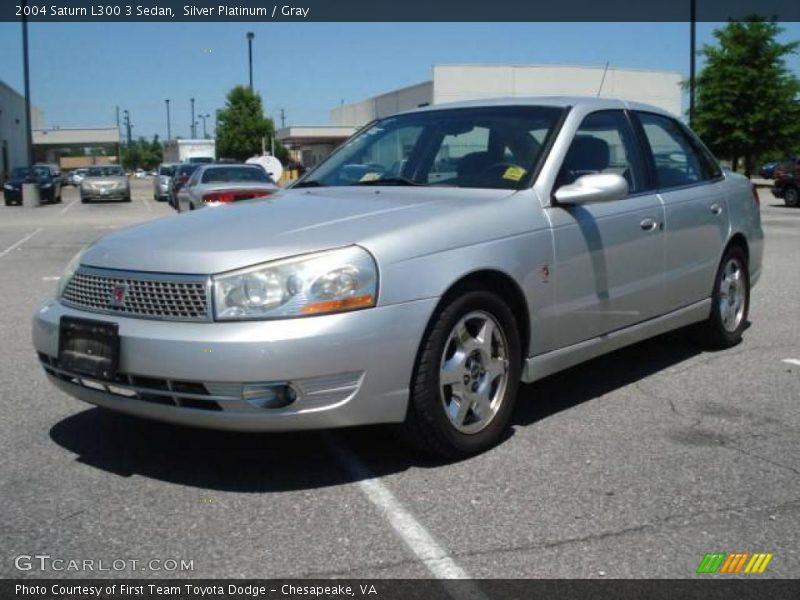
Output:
[{"xmin": 1, "ymin": 179, "xmax": 798, "ymax": 580}]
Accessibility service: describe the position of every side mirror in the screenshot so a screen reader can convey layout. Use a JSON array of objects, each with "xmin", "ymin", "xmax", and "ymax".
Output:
[{"xmin": 554, "ymin": 173, "xmax": 628, "ymax": 205}]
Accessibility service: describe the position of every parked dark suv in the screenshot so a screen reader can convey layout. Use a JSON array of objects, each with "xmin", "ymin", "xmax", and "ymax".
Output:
[
  {"xmin": 168, "ymin": 163, "xmax": 200, "ymax": 209},
  {"xmin": 771, "ymin": 157, "xmax": 800, "ymax": 207}
]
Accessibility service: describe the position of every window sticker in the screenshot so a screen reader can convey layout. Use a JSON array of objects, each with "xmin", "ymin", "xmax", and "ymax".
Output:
[{"xmin": 502, "ymin": 166, "xmax": 527, "ymax": 181}]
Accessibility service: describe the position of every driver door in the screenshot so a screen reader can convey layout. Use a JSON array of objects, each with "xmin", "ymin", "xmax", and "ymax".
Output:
[{"xmin": 546, "ymin": 110, "xmax": 666, "ymax": 347}]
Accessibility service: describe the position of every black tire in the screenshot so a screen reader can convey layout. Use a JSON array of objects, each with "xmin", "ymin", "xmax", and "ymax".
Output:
[
  {"xmin": 4, "ymin": 199, "xmax": 11, "ymax": 206},
  {"xmin": 400, "ymin": 288, "xmax": 522, "ymax": 459},
  {"xmin": 694, "ymin": 245, "xmax": 750, "ymax": 349},
  {"xmin": 785, "ymin": 187, "xmax": 799, "ymax": 208},
  {"xmin": 80, "ymin": 196, "xmax": 88, "ymax": 204},
  {"xmin": 123, "ymin": 195, "xmax": 131, "ymax": 202}
]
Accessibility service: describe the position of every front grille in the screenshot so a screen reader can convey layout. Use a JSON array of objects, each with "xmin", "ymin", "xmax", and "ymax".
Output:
[{"xmin": 61, "ymin": 266, "xmax": 210, "ymax": 321}]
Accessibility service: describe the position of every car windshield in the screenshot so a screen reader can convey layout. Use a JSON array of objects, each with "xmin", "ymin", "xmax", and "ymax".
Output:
[
  {"xmin": 159, "ymin": 165, "xmax": 176, "ymax": 176},
  {"xmin": 12, "ymin": 167, "xmax": 49, "ymax": 178},
  {"xmin": 88, "ymin": 167, "xmax": 124, "ymax": 177},
  {"xmin": 295, "ymin": 105, "xmax": 565, "ymax": 190},
  {"xmin": 201, "ymin": 166, "xmax": 271, "ymax": 184}
]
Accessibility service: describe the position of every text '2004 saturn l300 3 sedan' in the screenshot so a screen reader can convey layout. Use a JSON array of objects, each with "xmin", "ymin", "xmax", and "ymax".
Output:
[{"xmin": 32, "ymin": 97, "xmax": 763, "ymax": 458}]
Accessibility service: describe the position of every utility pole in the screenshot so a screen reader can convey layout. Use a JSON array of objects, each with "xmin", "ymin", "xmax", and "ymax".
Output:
[
  {"xmin": 115, "ymin": 106, "xmax": 121, "ymax": 164},
  {"xmin": 280, "ymin": 108, "xmax": 286, "ymax": 129},
  {"xmin": 199, "ymin": 114, "xmax": 210, "ymax": 138},
  {"xmin": 246, "ymin": 32, "xmax": 255, "ymax": 91},
  {"xmin": 21, "ymin": 1, "xmax": 34, "ymax": 167},
  {"xmin": 689, "ymin": 0, "xmax": 697, "ymax": 127},
  {"xmin": 190, "ymin": 97, "xmax": 195, "ymax": 138},
  {"xmin": 123, "ymin": 110, "xmax": 131, "ymax": 144},
  {"xmin": 165, "ymin": 99, "xmax": 171, "ymax": 140}
]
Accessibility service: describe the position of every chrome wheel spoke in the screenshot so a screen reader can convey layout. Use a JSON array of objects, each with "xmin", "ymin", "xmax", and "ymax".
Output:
[
  {"xmin": 440, "ymin": 356, "xmax": 466, "ymax": 387},
  {"xmin": 475, "ymin": 319, "xmax": 496, "ymax": 354},
  {"xmin": 485, "ymin": 356, "xmax": 508, "ymax": 381},
  {"xmin": 718, "ymin": 258, "xmax": 746, "ymax": 333}
]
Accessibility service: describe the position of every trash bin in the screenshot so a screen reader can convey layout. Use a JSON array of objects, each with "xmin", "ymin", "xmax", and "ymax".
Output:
[{"xmin": 22, "ymin": 183, "xmax": 41, "ymax": 207}]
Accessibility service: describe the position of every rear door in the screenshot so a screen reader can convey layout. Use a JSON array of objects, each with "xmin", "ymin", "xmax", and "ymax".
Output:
[
  {"xmin": 547, "ymin": 110, "xmax": 666, "ymax": 347},
  {"xmin": 633, "ymin": 112, "xmax": 727, "ymax": 311}
]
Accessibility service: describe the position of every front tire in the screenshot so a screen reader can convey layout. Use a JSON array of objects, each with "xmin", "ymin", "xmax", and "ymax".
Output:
[
  {"xmin": 400, "ymin": 288, "xmax": 521, "ymax": 459},
  {"xmin": 785, "ymin": 187, "xmax": 799, "ymax": 208},
  {"xmin": 695, "ymin": 245, "xmax": 750, "ymax": 349}
]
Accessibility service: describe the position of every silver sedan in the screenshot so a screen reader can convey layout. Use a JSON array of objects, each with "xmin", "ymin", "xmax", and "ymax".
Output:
[
  {"xmin": 176, "ymin": 164, "xmax": 279, "ymax": 212},
  {"xmin": 33, "ymin": 97, "xmax": 763, "ymax": 458}
]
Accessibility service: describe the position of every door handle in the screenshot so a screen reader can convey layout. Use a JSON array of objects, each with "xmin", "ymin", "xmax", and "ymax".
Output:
[
  {"xmin": 710, "ymin": 203, "xmax": 723, "ymax": 215},
  {"xmin": 640, "ymin": 217, "xmax": 658, "ymax": 231}
]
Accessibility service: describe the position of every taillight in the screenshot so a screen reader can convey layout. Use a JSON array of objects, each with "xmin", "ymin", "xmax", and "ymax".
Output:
[
  {"xmin": 751, "ymin": 185, "xmax": 760, "ymax": 207},
  {"xmin": 202, "ymin": 190, "xmax": 273, "ymax": 204}
]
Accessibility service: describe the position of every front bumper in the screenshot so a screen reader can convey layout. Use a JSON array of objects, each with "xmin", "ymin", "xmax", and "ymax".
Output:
[
  {"xmin": 82, "ymin": 188, "xmax": 128, "ymax": 200},
  {"xmin": 4, "ymin": 188, "xmax": 22, "ymax": 202},
  {"xmin": 32, "ymin": 297, "xmax": 437, "ymax": 431}
]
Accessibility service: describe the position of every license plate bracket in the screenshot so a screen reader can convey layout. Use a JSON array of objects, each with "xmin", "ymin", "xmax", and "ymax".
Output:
[{"xmin": 58, "ymin": 317, "xmax": 120, "ymax": 381}]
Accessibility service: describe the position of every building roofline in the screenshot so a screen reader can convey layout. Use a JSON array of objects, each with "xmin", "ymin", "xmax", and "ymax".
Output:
[{"xmin": 433, "ymin": 63, "xmax": 682, "ymax": 77}]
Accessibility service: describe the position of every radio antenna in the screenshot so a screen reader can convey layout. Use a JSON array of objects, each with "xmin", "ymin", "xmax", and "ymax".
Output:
[{"xmin": 596, "ymin": 61, "xmax": 610, "ymax": 97}]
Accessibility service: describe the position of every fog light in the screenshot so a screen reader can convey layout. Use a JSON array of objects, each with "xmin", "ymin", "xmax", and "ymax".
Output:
[{"xmin": 243, "ymin": 383, "xmax": 297, "ymax": 409}]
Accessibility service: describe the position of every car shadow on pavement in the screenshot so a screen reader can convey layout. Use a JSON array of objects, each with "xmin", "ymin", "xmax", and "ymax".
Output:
[{"xmin": 48, "ymin": 327, "xmax": 726, "ymax": 492}]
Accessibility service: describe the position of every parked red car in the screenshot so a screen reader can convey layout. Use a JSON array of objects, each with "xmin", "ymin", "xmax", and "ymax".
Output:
[{"xmin": 771, "ymin": 158, "xmax": 800, "ymax": 207}]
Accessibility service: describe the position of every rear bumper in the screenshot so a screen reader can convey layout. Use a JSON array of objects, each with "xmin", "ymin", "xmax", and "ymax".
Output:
[
  {"xmin": 770, "ymin": 186, "xmax": 785, "ymax": 198},
  {"xmin": 82, "ymin": 190, "xmax": 128, "ymax": 201}
]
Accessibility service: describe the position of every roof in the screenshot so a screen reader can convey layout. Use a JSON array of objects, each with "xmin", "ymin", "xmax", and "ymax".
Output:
[{"xmin": 396, "ymin": 95, "xmax": 672, "ymax": 117}]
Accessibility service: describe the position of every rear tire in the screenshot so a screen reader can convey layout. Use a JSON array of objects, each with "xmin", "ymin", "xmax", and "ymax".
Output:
[
  {"xmin": 694, "ymin": 245, "xmax": 750, "ymax": 349},
  {"xmin": 400, "ymin": 288, "xmax": 521, "ymax": 459},
  {"xmin": 785, "ymin": 187, "xmax": 799, "ymax": 208}
]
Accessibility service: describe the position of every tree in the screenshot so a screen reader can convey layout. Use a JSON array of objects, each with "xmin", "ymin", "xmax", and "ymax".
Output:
[
  {"xmin": 216, "ymin": 86, "xmax": 289, "ymax": 163},
  {"xmin": 692, "ymin": 18, "xmax": 800, "ymax": 177},
  {"xmin": 120, "ymin": 136, "xmax": 163, "ymax": 170}
]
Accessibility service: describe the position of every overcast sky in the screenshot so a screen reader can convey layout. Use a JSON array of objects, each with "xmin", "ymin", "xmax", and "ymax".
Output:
[{"xmin": 1, "ymin": 21, "xmax": 798, "ymax": 139}]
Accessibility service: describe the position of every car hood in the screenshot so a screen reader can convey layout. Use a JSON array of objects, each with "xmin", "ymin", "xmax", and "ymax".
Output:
[{"xmin": 81, "ymin": 186, "xmax": 518, "ymax": 274}]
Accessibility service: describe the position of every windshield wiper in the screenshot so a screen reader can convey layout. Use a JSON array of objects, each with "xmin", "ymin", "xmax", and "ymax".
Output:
[
  {"xmin": 354, "ymin": 176, "xmax": 423, "ymax": 186},
  {"xmin": 292, "ymin": 180, "xmax": 324, "ymax": 188}
]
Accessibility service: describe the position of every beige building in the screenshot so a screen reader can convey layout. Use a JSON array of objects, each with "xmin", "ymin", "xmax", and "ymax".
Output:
[
  {"xmin": 280, "ymin": 63, "xmax": 683, "ymax": 168},
  {"xmin": 0, "ymin": 80, "xmax": 44, "ymax": 181}
]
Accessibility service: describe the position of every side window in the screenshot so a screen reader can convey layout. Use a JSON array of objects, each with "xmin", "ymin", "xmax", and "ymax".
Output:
[
  {"xmin": 557, "ymin": 110, "xmax": 646, "ymax": 195},
  {"xmin": 187, "ymin": 169, "xmax": 202, "ymax": 187},
  {"xmin": 636, "ymin": 112, "xmax": 715, "ymax": 188}
]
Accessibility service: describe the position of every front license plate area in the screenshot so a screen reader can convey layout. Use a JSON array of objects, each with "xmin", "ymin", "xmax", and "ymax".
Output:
[{"xmin": 58, "ymin": 317, "xmax": 120, "ymax": 381}]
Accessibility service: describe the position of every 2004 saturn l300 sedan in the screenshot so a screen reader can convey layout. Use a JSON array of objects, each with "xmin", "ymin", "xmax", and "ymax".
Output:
[{"xmin": 33, "ymin": 97, "xmax": 763, "ymax": 458}]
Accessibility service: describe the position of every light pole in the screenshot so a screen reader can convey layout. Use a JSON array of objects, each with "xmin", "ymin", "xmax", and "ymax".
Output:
[
  {"xmin": 199, "ymin": 114, "xmax": 210, "ymax": 138},
  {"xmin": 689, "ymin": 0, "xmax": 697, "ymax": 128},
  {"xmin": 122, "ymin": 110, "xmax": 131, "ymax": 144},
  {"xmin": 246, "ymin": 32, "xmax": 255, "ymax": 91},
  {"xmin": 165, "ymin": 99, "xmax": 171, "ymax": 140},
  {"xmin": 21, "ymin": 1, "xmax": 34, "ymax": 167},
  {"xmin": 190, "ymin": 98, "xmax": 196, "ymax": 138}
]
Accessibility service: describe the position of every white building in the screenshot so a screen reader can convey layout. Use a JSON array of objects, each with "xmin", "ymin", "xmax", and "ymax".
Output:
[
  {"xmin": 280, "ymin": 64, "xmax": 682, "ymax": 168},
  {"xmin": 0, "ymin": 80, "xmax": 44, "ymax": 181}
]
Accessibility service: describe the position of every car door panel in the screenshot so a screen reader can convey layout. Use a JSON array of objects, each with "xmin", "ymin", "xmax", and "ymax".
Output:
[
  {"xmin": 659, "ymin": 182, "xmax": 728, "ymax": 309},
  {"xmin": 547, "ymin": 194, "xmax": 665, "ymax": 347}
]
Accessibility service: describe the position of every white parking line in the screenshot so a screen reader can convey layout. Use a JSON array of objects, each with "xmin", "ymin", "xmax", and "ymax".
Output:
[
  {"xmin": 782, "ymin": 359, "xmax": 800, "ymax": 367},
  {"xmin": 327, "ymin": 438, "xmax": 478, "ymax": 583},
  {"xmin": 0, "ymin": 228, "xmax": 43, "ymax": 259},
  {"xmin": 59, "ymin": 198, "xmax": 78, "ymax": 215},
  {"xmin": 142, "ymin": 196, "xmax": 152, "ymax": 212}
]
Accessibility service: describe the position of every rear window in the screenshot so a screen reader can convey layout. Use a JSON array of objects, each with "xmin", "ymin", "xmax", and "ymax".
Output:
[{"xmin": 201, "ymin": 167, "xmax": 270, "ymax": 184}]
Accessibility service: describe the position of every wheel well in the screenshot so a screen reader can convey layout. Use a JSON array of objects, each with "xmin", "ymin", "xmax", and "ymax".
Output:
[
  {"xmin": 440, "ymin": 270, "xmax": 531, "ymax": 359},
  {"xmin": 726, "ymin": 233, "xmax": 749, "ymax": 264}
]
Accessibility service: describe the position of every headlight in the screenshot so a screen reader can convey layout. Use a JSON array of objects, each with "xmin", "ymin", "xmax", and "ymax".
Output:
[
  {"xmin": 213, "ymin": 246, "xmax": 378, "ymax": 320},
  {"xmin": 41, "ymin": 183, "xmax": 53, "ymax": 188},
  {"xmin": 3, "ymin": 184, "xmax": 13, "ymax": 190},
  {"xmin": 57, "ymin": 247, "xmax": 87, "ymax": 296}
]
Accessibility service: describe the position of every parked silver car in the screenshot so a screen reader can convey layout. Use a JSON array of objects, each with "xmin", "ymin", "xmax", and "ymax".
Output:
[
  {"xmin": 153, "ymin": 163, "xmax": 178, "ymax": 202},
  {"xmin": 80, "ymin": 165, "xmax": 130, "ymax": 203},
  {"xmin": 176, "ymin": 163, "xmax": 279, "ymax": 212},
  {"xmin": 33, "ymin": 97, "xmax": 763, "ymax": 457}
]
